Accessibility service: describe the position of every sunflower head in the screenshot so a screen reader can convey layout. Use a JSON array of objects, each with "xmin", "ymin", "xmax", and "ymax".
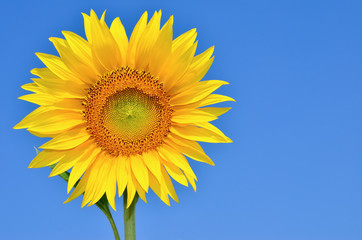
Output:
[{"xmin": 15, "ymin": 10, "xmax": 234, "ymax": 210}]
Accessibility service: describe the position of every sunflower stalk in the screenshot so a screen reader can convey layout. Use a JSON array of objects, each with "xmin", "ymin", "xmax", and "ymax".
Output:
[
  {"xmin": 123, "ymin": 191, "xmax": 139, "ymax": 240},
  {"xmin": 48, "ymin": 164, "xmax": 121, "ymax": 240}
]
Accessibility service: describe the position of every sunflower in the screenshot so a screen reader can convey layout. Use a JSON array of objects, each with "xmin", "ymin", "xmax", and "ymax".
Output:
[{"xmin": 15, "ymin": 10, "xmax": 233, "ymax": 210}]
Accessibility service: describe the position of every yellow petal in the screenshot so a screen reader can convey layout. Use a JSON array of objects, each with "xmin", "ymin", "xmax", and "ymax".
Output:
[
  {"xmin": 89, "ymin": 10, "xmax": 121, "ymax": 71},
  {"xmin": 193, "ymin": 45, "xmax": 214, "ymax": 65},
  {"xmin": 170, "ymin": 123, "xmax": 232, "ymax": 143},
  {"xmin": 67, "ymin": 145, "xmax": 101, "ymax": 193},
  {"xmin": 163, "ymin": 161, "xmax": 188, "ymax": 186},
  {"xmin": 126, "ymin": 183, "xmax": 137, "ymax": 208},
  {"xmin": 35, "ymin": 53, "xmax": 83, "ymax": 84},
  {"xmin": 135, "ymin": 11, "xmax": 162, "ymax": 70},
  {"xmin": 168, "ymin": 57, "xmax": 214, "ymax": 96},
  {"xmin": 195, "ymin": 122, "xmax": 232, "ymax": 142},
  {"xmin": 21, "ymin": 83, "xmax": 41, "ymax": 93},
  {"xmin": 27, "ymin": 112, "xmax": 84, "ymax": 135},
  {"xmin": 148, "ymin": 16, "xmax": 173, "ymax": 76},
  {"xmin": 14, "ymin": 107, "xmax": 46, "ymax": 129},
  {"xmin": 80, "ymin": 155, "xmax": 102, "ymax": 206},
  {"xmin": 29, "ymin": 122, "xmax": 84, "ymax": 137},
  {"xmin": 127, "ymin": 11, "xmax": 148, "ymax": 67},
  {"xmin": 170, "ymin": 80, "xmax": 229, "ymax": 106},
  {"xmin": 110, "ymin": 17, "xmax": 129, "ymax": 65},
  {"xmin": 49, "ymin": 37, "xmax": 98, "ymax": 84},
  {"xmin": 62, "ymin": 31, "xmax": 92, "ymax": 63},
  {"xmin": 51, "ymin": 98, "xmax": 84, "ymax": 111},
  {"xmin": 131, "ymin": 170, "xmax": 147, "ymax": 203},
  {"xmin": 18, "ymin": 93, "xmax": 60, "ymax": 105},
  {"xmin": 82, "ymin": 154, "xmax": 108, "ymax": 207},
  {"xmin": 162, "ymin": 42, "xmax": 198, "ymax": 92},
  {"xmin": 194, "ymin": 94, "xmax": 235, "ymax": 107},
  {"xmin": 14, "ymin": 108, "xmax": 77, "ymax": 129},
  {"xmin": 184, "ymin": 171, "xmax": 197, "ymax": 191},
  {"xmin": 130, "ymin": 154, "xmax": 149, "ymax": 192},
  {"xmin": 160, "ymin": 166, "xmax": 179, "ymax": 202},
  {"xmin": 82, "ymin": 12, "xmax": 92, "ymax": 42},
  {"xmin": 126, "ymin": 159, "xmax": 137, "ymax": 208},
  {"xmin": 32, "ymin": 77, "xmax": 87, "ymax": 98},
  {"xmin": 64, "ymin": 172, "xmax": 89, "ymax": 203},
  {"xmin": 158, "ymin": 144, "xmax": 196, "ymax": 179},
  {"xmin": 172, "ymin": 28, "xmax": 197, "ymax": 52},
  {"xmin": 100, "ymin": 10, "xmax": 107, "ymax": 22},
  {"xmin": 142, "ymin": 150, "xmax": 162, "ymax": 183},
  {"xmin": 116, "ymin": 155, "xmax": 128, "ymax": 197},
  {"xmin": 168, "ymin": 46, "xmax": 214, "ymax": 95},
  {"xmin": 90, "ymin": 158, "xmax": 113, "ymax": 206},
  {"xmin": 176, "ymin": 94, "xmax": 235, "ymax": 110},
  {"xmin": 27, "ymin": 129, "xmax": 58, "ymax": 138},
  {"xmin": 199, "ymin": 107, "xmax": 232, "ymax": 117},
  {"xmin": 49, "ymin": 140, "xmax": 93, "ymax": 177},
  {"xmin": 166, "ymin": 133, "xmax": 214, "ymax": 165},
  {"xmin": 106, "ymin": 159, "xmax": 118, "ymax": 210},
  {"xmin": 172, "ymin": 108, "xmax": 217, "ymax": 124},
  {"xmin": 28, "ymin": 149, "xmax": 66, "ymax": 168},
  {"xmin": 39, "ymin": 127, "xmax": 90, "ymax": 150},
  {"xmin": 31, "ymin": 67, "xmax": 58, "ymax": 79},
  {"xmin": 148, "ymin": 171, "xmax": 170, "ymax": 206}
]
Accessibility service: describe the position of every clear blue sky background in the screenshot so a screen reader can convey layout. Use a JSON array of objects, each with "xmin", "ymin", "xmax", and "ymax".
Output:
[{"xmin": 1, "ymin": 0, "xmax": 362, "ymax": 239}]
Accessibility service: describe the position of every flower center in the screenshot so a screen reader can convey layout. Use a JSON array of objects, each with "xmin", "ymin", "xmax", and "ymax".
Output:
[
  {"xmin": 103, "ymin": 88, "xmax": 162, "ymax": 140},
  {"xmin": 83, "ymin": 66, "xmax": 173, "ymax": 157}
]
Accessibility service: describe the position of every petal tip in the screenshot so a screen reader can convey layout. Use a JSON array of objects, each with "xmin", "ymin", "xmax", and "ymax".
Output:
[
  {"xmin": 67, "ymin": 186, "xmax": 72, "ymax": 194},
  {"xmin": 13, "ymin": 122, "xmax": 22, "ymax": 129}
]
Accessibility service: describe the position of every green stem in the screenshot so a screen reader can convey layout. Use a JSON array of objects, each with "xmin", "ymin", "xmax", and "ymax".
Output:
[
  {"xmin": 96, "ymin": 200, "xmax": 121, "ymax": 240},
  {"xmin": 123, "ymin": 191, "xmax": 139, "ymax": 240}
]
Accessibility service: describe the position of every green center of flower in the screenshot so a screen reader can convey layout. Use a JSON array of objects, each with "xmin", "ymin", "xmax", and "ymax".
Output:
[{"xmin": 103, "ymin": 88, "xmax": 161, "ymax": 141}]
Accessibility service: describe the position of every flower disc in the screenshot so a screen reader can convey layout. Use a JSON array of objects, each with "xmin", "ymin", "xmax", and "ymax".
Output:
[{"xmin": 84, "ymin": 67, "xmax": 172, "ymax": 157}]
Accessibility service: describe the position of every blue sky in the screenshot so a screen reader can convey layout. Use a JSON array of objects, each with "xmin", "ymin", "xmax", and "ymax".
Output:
[{"xmin": 2, "ymin": 0, "xmax": 362, "ymax": 239}]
